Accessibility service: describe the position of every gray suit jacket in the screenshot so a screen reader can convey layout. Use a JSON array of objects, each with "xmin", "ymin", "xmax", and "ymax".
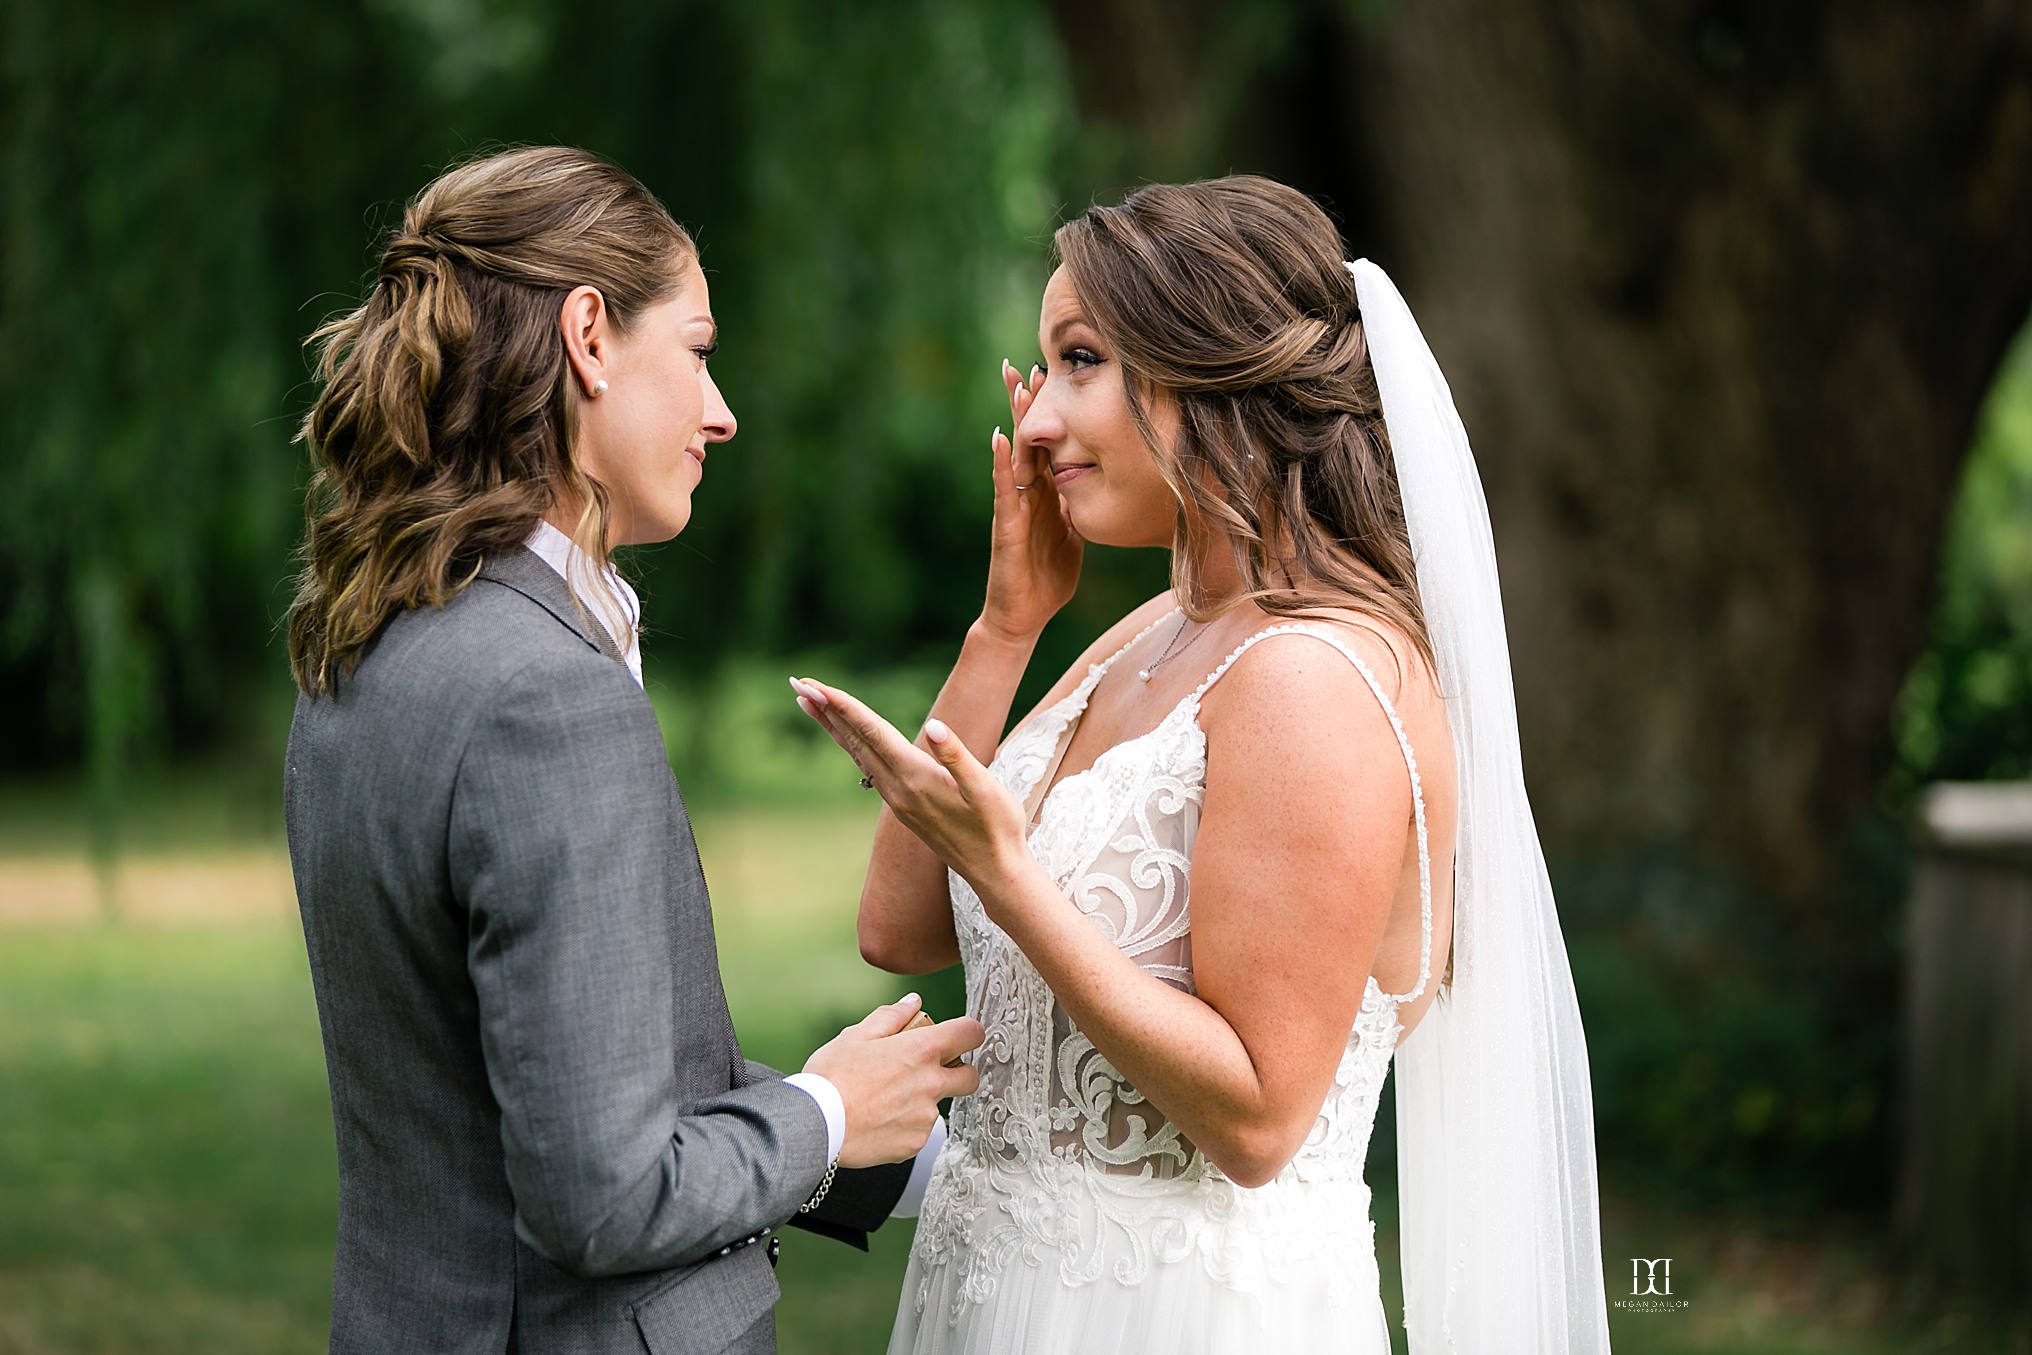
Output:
[{"xmin": 285, "ymin": 547, "xmax": 901, "ymax": 1355}]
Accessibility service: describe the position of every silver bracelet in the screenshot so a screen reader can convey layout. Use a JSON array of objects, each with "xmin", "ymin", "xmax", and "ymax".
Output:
[{"xmin": 798, "ymin": 1158, "xmax": 839, "ymax": 1214}]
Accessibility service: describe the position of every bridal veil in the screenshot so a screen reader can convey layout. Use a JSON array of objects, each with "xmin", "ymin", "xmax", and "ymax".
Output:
[{"xmin": 1348, "ymin": 259, "xmax": 1613, "ymax": 1352}]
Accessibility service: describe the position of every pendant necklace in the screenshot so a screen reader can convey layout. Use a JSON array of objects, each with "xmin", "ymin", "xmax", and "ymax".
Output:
[{"xmin": 1137, "ymin": 612, "xmax": 1213, "ymax": 683}]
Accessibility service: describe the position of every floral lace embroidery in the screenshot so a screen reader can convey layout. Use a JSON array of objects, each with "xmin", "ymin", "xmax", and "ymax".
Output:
[{"xmin": 911, "ymin": 621, "xmax": 1432, "ymax": 1322}]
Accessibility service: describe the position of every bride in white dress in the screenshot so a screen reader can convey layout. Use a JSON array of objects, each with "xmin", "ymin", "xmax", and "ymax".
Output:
[{"xmin": 792, "ymin": 177, "xmax": 1612, "ymax": 1353}]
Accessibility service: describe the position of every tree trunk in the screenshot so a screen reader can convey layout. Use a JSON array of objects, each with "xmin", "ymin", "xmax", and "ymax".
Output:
[{"xmin": 1045, "ymin": 0, "xmax": 2032, "ymax": 914}]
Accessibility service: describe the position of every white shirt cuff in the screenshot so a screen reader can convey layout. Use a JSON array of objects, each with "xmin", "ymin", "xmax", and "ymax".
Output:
[
  {"xmin": 889, "ymin": 1114, "xmax": 947, "ymax": 1219},
  {"xmin": 782, "ymin": 1072, "xmax": 846, "ymax": 1165}
]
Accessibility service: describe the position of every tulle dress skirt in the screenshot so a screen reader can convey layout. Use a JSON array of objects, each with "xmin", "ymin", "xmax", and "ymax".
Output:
[{"xmin": 885, "ymin": 1158, "xmax": 1395, "ymax": 1355}]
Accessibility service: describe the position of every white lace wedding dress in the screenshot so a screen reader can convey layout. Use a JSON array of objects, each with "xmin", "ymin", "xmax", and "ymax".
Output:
[{"xmin": 888, "ymin": 610, "xmax": 1435, "ymax": 1355}]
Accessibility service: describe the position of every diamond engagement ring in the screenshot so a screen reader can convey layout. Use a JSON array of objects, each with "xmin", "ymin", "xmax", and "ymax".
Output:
[{"xmin": 858, "ymin": 774, "xmax": 875, "ymax": 789}]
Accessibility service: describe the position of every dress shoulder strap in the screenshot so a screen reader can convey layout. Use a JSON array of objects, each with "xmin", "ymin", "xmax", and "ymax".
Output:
[{"xmin": 1189, "ymin": 623, "xmax": 1434, "ymax": 1006}]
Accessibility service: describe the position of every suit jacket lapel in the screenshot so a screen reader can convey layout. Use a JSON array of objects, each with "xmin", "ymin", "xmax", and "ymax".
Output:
[{"xmin": 477, "ymin": 545, "xmax": 630, "ymax": 669}]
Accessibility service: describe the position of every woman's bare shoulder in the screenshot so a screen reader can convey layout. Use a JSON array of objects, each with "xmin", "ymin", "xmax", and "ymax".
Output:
[
  {"xmin": 1186, "ymin": 611, "xmax": 1428, "ymax": 847},
  {"xmin": 1269, "ymin": 604, "xmax": 1434, "ymax": 706},
  {"xmin": 1198, "ymin": 603, "xmax": 1439, "ymax": 732}
]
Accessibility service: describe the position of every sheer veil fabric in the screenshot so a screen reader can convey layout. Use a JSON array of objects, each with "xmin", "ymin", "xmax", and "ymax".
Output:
[{"xmin": 1348, "ymin": 260, "xmax": 1613, "ymax": 1352}]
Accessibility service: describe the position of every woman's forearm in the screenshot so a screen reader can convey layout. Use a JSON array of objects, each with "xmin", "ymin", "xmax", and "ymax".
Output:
[
  {"xmin": 929, "ymin": 619, "xmax": 1041, "ymax": 758},
  {"xmin": 858, "ymin": 619, "xmax": 1040, "ymax": 973},
  {"xmin": 971, "ymin": 853, "xmax": 1301, "ymax": 1188}
]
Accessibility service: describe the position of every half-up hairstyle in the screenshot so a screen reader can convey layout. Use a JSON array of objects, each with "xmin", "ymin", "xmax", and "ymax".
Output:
[
  {"xmin": 1053, "ymin": 176, "xmax": 1434, "ymax": 680},
  {"xmin": 288, "ymin": 145, "xmax": 695, "ymax": 696}
]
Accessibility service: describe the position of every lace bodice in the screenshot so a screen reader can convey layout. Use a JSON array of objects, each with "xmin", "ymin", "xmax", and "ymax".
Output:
[{"xmin": 910, "ymin": 612, "xmax": 1435, "ymax": 1314}]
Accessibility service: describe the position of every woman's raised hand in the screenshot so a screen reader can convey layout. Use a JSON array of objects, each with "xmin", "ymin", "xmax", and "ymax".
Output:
[
  {"xmin": 981, "ymin": 360, "xmax": 1082, "ymax": 643},
  {"xmin": 789, "ymin": 676, "xmax": 1031, "ymax": 898}
]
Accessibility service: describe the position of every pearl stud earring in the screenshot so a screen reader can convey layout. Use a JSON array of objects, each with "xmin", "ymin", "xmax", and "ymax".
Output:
[{"xmin": 592, "ymin": 379, "xmax": 608, "ymax": 396}]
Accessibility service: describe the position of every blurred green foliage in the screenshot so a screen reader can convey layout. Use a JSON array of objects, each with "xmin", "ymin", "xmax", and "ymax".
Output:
[
  {"xmin": 1894, "ymin": 322, "xmax": 2032, "ymax": 789},
  {"xmin": 1557, "ymin": 829, "xmax": 1906, "ymax": 1214},
  {"xmin": 1, "ymin": 0, "xmax": 407, "ymax": 841},
  {"xmin": 0, "ymin": 0, "xmax": 1173, "ymax": 843},
  {"xmin": 648, "ymin": 658, "xmax": 947, "ymax": 806}
]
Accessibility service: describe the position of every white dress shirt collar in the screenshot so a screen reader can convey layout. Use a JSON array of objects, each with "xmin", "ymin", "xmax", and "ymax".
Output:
[{"xmin": 522, "ymin": 519, "xmax": 643, "ymax": 687}]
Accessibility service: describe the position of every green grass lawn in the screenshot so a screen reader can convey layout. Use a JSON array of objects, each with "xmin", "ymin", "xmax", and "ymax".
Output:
[
  {"xmin": 0, "ymin": 797, "xmax": 2016, "ymax": 1353},
  {"xmin": 0, "ymin": 925, "xmax": 335, "ymax": 1351}
]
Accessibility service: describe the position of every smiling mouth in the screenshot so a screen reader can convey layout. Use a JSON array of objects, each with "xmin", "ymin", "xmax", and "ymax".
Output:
[{"xmin": 1051, "ymin": 462, "xmax": 1093, "ymax": 485}]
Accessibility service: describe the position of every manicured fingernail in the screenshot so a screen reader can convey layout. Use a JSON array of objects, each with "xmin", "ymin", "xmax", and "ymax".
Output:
[
  {"xmin": 1030, "ymin": 365, "xmax": 1041, "ymax": 384},
  {"xmin": 796, "ymin": 678, "xmax": 830, "ymax": 707},
  {"xmin": 923, "ymin": 718, "xmax": 951, "ymax": 744},
  {"xmin": 794, "ymin": 695, "xmax": 815, "ymax": 718},
  {"xmin": 900, "ymin": 992, "xmax": 922, "ymax": 1007}
]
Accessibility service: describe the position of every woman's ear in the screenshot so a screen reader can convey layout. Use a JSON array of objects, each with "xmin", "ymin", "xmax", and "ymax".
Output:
[{"xmin": 559, "ymin": 285, "xmax": 610, "ymax": 398}]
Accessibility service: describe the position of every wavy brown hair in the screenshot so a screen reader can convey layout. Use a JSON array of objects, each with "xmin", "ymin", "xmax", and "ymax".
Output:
[
  {"xmin": 288, "ymin": 145, "xmax": 695, "ymax": 696},
  {"xmin": 1054, "ymin": 176, "xmax": 1434, "ymax": 681}
]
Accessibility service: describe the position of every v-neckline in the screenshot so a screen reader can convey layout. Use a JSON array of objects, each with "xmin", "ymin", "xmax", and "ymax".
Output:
[{"xmin": 1021, "ymin": 646, "xmax": 1204, "ymax": 834}]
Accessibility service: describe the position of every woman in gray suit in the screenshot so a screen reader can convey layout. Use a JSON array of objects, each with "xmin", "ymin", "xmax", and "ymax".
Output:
[{"xmin": 283, "ymin": 146, "xmax": 981, "ymax": 1355}]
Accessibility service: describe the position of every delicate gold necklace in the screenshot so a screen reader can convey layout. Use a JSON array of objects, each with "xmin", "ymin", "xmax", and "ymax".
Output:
[{"xmin": 1136, "ymin": 611, "xmax": 1213, "ymax": 683}]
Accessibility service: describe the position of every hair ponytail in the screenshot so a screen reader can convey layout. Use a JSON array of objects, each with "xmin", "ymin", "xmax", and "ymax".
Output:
[{"xmin": 288, "ymin": 146, "xmax": 694, "ymax": 696}]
